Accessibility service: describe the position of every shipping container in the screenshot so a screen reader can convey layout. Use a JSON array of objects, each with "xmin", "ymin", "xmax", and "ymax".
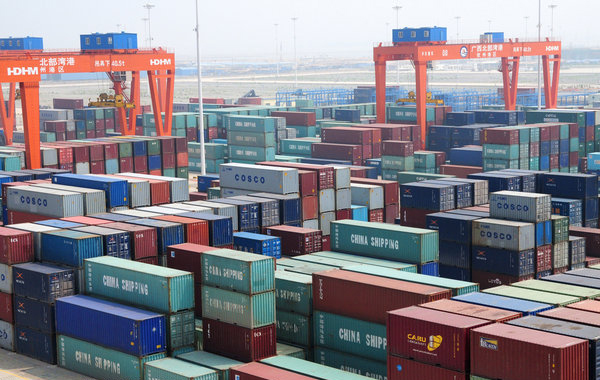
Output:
[
  {"xmin": 276, "ymin": 309, "xmax": 312, "ymax": 347},
  {"xmin": 453, "ymin": 292, "xmax": 554, "ymax": 315},
  {"xmin": 567, "ymin": 300, "xmax": 600, "ymax": 314},
  {"xmin": 85, "ymin": 256, "xmax": 194, "ymax": 313},
  {"xmin": 250, "ymin": 193, "xmax": 301, "ymax": 225},
  {"xmin": 166, "ymin": 243, "xmax": 217, "ymax": 281},
  {"xmin": 119, "ymin": 172, "xmax": 189, "ymax": 202},
  {"xmin": 177, "ymin": 350, "xmax": 243, "ymax": 380},
  {"xmin": 56, "ymin": 295, "xmax": 166, "ymax": 356},
  {"xmin": 542, "ymin": 273, "xmax": 600, "ymax": 290},
  {"xmin": 219, "ymin": 163, "xmax": 299, "ymax": 194},
  {"xmin": 101, "ymin": 222, "xmax": 158, "ymax": 260},
  {"xmin": 472, "ymin": 218, "xmax": 535, "ymax": 251},
  {"xmin": 11, "ymin": 262, "xmax": 74, "ymax": 303},
  {"xmin": 152, "ymin": 215, "xmax": 210, "ymax": 246},
  {"xmin": 201, "ymin": 249, "xmax": 274, "ymax": 294},
  {"xmin": 15, "ymin": 325, "xmax": 56, "ymax": 364},
  {"xmin": 57, "ymin": 335, "xmax": 166, "ymax": 380},
  {"xmin": 229, "ymin": 362, "xmax": 317, "ymax": 380},
  {"xmin": 483, "ymin": 285, "xmax": 580, "ymax": 306},
  {"xmin": 265, "ymin": 225, "xmax": 322, "ymax": 256},
  {"xmin": 13, "ymin": 295, "xmax": 54, "ymax": 333},
  {"xmin": 276, "ymin": 342, "xmax": 306, "ymax": 360},
  {"xmin": 41, "ymin": 230, "xmax": 103, "ymax": 267},
  {"xmin": 470, "ymin": 323, "xmax": 588, "ymax": 380},
  {"xmin": 6, "ymin": 186, "xmax": 84, "ymax": 218},
  {"xmin": 230, "ymin": 195, "xmax": 281, "ymax": 228},
  {"xmin": 489, "ymin": 191, "xmax": 551, "ymax": 223},
  {"xmin": 127, "ymin": 218, "xmax": 185, "ymax": 256},
  {"xmin": 201, "ymin": 285, "xmax": 275, "ymax": 328},
  {"xmin": 52, "ymin": 173, "xmax": 128, "ymax": 208},
  {"xmin": 512, "ymin": 279, "xmax": 600, "ymax": 300},
  {"xmin": 233, "ymin": 231, "xmax": 281, "ymax": 258},
  {"xmin": 275, "ymin": 271, "xmax": 312, "ymax": 316},
  {"xmin": 178, "ymin": 212, "xmax": 233, "ymax": 248},
  {"xmin": 144, "ymin": 358, "xmax": 218, "ymax": 380},
  {"xmin": 30, "ymin": 182, "xmax": 107, "ymax": 215},
  {"xmin": 0, "ymin": 291, "xmax": 12, "ymax": 322},
  {"xmin": 540, "ymin": 306, "xmax": 600, "ymax": 328},
  {"xmin": 313, "ymin": 269, "xmax": 450, "ymax": 324},
  {"xmin": 539, "ymin": 172, "xmax": 597, "ymax": 199},
  {"xmin": 261, "ymin": 355, "xmax": 373, "ymax": 380},
  {"xmin": 185, "ymin": 201, "xmax": 239, "ymax": 231},
  {"xmin": 420, "ymin": 299, "xmax": 521, "ymax": 322},
  {"xmin": 387, "ymin": 355, "xmax": 468, "ymax": 380},
  {"xmin": 72, "ymin": 225, "xmax": 131, "ymax": 259},
  {"xmin": 202, "ymin": 318, "xmax": 276, "ymax": 362},
  {"xmin": 0, "ymin": 319, "xmax": 13, "ymax": 351},
  {"xmin": 311, "ymin": 251, "xmax": 417, "ymax": 272},
  {"xmin": 471, "ymin": 245, "xmax": 535, "ymax": 277}
]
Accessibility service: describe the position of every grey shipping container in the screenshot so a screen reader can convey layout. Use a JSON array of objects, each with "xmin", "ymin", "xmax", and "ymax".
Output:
[
  {"xmin": 6, "ymin": 186, "xmax": 84, "ymax": 218},
  {"xmin": 0, "ymin": 320, "xmax": 14, "ymax": 351},
  {"xmin": 320, "ymin": 212, "xmax": 336, "ymax": 236},
  {"xmin": 351, "ymin": 184, "xmax": 384, "ymax": 210},
  {"xmin": 319, "ymin": 189, "xmax": 336, "ymax": 213},
  {"xmin": 219, "ymin": 163, "xmax": 299, "ymax": 194},
  {"xmin": 472, "ymin": 218, "xmax": 535, "ymax": 251},
  {"xmin": 31, "ymin": 183, "xmax": 107, "ymax": 215},
  {"xmin": 119, "ymin": 173, "xmax": 189, "ymax": 202},
  {"xmin": 335, "ymin": 188, "xmax": 351, "ymax": 210},
  {"xmin": 111, "ymin": 176, "xmax": 152, "ymax": 208},
  {"xmin": 0, "ymin": 263, "xmax": 12, "ymax": 293},
  {"xmin": 489, "ymin": 191, "xmax": 551, "ymax": 223},
  {"xmin": 329, "ymin": 166, "xmax": 351, "ymax": 189}
]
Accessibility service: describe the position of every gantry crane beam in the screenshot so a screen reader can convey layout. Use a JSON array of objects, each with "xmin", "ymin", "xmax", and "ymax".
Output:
[
  {"xmin": 0, "ymin": 49, "xmax": 175, "ymax": 168},
  {"xmin": 374, "ymin": 39, "xmax": 561, "ymax": 148}
]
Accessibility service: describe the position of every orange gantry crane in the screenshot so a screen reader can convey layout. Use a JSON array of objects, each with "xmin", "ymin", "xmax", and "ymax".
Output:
[
  {"xmin": 374, "ymin": 38, "xmax": 561, "ymax": 148},
  {"xmin": 0, "ymin": 48, "xmax": 175, "ymax": 168}
]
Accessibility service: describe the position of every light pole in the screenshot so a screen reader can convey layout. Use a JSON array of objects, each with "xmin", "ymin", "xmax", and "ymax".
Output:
[
  {"xmin": 549, "ymin": 4, "xmax": 557, "ymax": 39},
  {"xmin": 141, "ymin": 18, "xmax": 149, "ymax": 47},
  {"xmin": 488, "ymin": 20, "xmax": 492, "ymax": 31},
  {"xmin": 143, "ymin": 3, "xmax": 155, "ymax": 48},
  {"xmin": 524, "ymin": 16, "xmax": 529, "ymax": 39},
  {"xmin": 194, "ymin": 0, "xmax": 205, "ymax": 175},
  {"xmin": 454, "ymin": 16, "xmax": 461, "ymax": 40},
  {"xmin": 274, "ymin": 23, "xmax": 280, "ymax": 80},
  {"xmin": 291, "ymin": 17, "xmax": 298, "ymax": 89},
  {"xmin": 116, "ymin": 23, "xmax": 123, "ymax": 32},
  {"xmin": 385, "ymin": 22, "xmax": 389, "ymax": 41},
  {"xmin": 537, "ymin": 0, "xmax": 542, "ymax": 109},
  {"xmin": 393, "ymin": 5, "xmax": 402, "ymax": 88}
]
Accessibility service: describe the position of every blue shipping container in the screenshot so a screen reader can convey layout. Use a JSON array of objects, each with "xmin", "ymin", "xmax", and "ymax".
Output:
[
  {"xmin": 14, "ymin": 296, "xmax": 55, "ymax": 334},
  {"xmin": 334, "ymin": 109, "xmax": 360, "ymax": 123},
  {"xmin": 452, "ymin": 292, "xmax": 554, "ymax": 315},
  {"xmin": 468, "ymin": 172, "xmax": 521, "ymax": 192},
  {"xmin": 426, "ymin": 212, "xmax": 480, "ymax": 244},
  {"xmin": 417, "ymin": 261, "xmax": 439, "ymax": 276},
  {"xmin": 72, "ymin": 226, "xmax": 131, "ymax": 260},
  {"xmin": 438, "ymin": 241, "xmax": 471, "ymax": 268},
  {"xmin": 400, "ymin": 182, "xmax": 455, "ymax": 211},
  {"xmin": 198, "ymin": 174, "xmax": 220, "ymax": 193},
  {"xmin": 56, "ymin": 295, "xmax": 166, "ymax": 356},
  {"xmin": 212, "ymin": 198, "xmax": 259, "ymax": 232},
  {"xmin": 233, "ymin": 232, "xmax": 281, "ymax": 258},
  {"xmin": 11, "ymin": 262, "xmax": 75, "ymax": 303},
  {"xmin": 52, "ymin": 173, "xmax": 129, "ymax": 208},
  {"xmin": 127, "ymin": 219, "xmax": 184, "ymax": 255},
  {"xmin": 0, "ymin": 37, "xmax": 43, "ymax": 50},
  {"xmin": 445, "ymin": 112, "xmax": 475, "ymax": 126},
  {"xmin": 91, "ymin": 213, "xmax": 138, "ymax": 222},
  {"xmin": 251, "ymin": 193, "xmax": 301, "ymax": 224},
  {"xmin": 80, "ymin": 32, "xmax": 137, "ymax": 50},
  {"xmin": 471, "ymin": 245, "xmax": 535, "ymax": 277},
  {"xmin": 439, "ymin": 265, "xmax": 471, "ymax": 281},
  {"xmin": 178, "ymin": 212, "xmax": 233, "ymax": 247},
  {"xmin": 41, "ymin": 230, "xmax": 103, "ymax": 267},
  {"xmin": 15, "ymin": 325, "xmax": 56, "ymax": 364},
  {"xmin": 539, "ymin": 173, "xmax": 598, "ymax": 199},
  {"xmin": 551, "ymin": 198, "xmax": 583, "ymax": 226}
]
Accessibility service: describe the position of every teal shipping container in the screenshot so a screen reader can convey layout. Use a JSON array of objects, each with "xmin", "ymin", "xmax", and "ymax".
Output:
[
  {"xmin": 330, "ymin": 220, "xmax": 439, "ymax": 264},
  {"xmin": 201, "ymin": 285, "xmax": 275, "ymax": 329},
  {"xmin": 314, "ymin": 311, "xmax": 386, "ymax": 362},
  {"xmin": 280, "ymin": 139, "xmax": 318, "ymax": 157},
  {"xmin": 261, "ymin": 355, "xmax": 373, "ymax": 380},
  {"xmin": 344, "ymin": 264, "xmax": 479, "ymax": 296},
  {"xmin": 224, "ymin": 115, "xmax": 276, "ymax": 133},
  {"xmin": 277, "ymin": 310, "xmax": 312, "ymax": 347},
  {"xmin": 84, "ymin": 256, "xmax": 194, "ymax": 313},
  {"xmin": 314, "ymin": 347, "xmax": 386, "ymax": 380},
  {"xmin": 386, "ymin": 106, "xmax": 435, "ymax": 122},
  {"xmin": 41, "ymin": 230, "xmax": 103, "ymax": 267},
  {"xmin": 177, "ymin": 351, "xmax": 243, "ymax": 380},
  {"xmin": 228, "ymin": 146, "xmax": 276, "ymax": 162},
  {"xmin": 201, "ymin": 249, "xmax": 275, "ymax": 294},
  {"xmin": 228, "ymin": 131, "xmax": 276, "ymax": 147},
  {"xmin": 483, "ymin": 144, "xmax": 520, "ymax": 160},
  {"xmin": 381, "ymin": 155, "xmax": 415, "ymax": 171},
  {"xmin": 311, "ymin": 251, "xmax": 417, "ymax": 272},
  {"xmin": 144, "ymin": 358, "xmax": 218, "ymax": 380},
  {"xmin": 57, "ymin": 335, "xmax": 166, "ymax": 380},
  {"xmin": 413, "ymin": 152, "xmax": 436, "ymax": 169},
  {"xmin": 167, "ymin": 310, "xmax": 196, "ymax": 352},
  {"xmin": 275, "ymin": 271, "xmax": 313, "ymax": 316}
]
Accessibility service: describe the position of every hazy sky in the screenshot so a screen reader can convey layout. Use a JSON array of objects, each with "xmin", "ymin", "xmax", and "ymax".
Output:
[{"xmin": 1, "ymin": 0, "xmax": 595, "ymax": 61}]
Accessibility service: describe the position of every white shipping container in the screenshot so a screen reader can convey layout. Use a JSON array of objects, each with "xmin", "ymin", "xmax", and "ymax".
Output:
[
  {"xmin": 553, "ymin": 241, "xmax": 569, "ymax": 269},
  {"xmin": 319, "ymin": 189, "xmax": 336, "ymax": 213},
  {"xmin": 219, "ymin": 163, "xmax": 299, "ymax": 194},
  {"xmin": 320, "ymin": 211, "xmax": 336, "ymax": 236},
  {"xmin": 490, "ymin": 191, "xmax": 551, "ymax": 223},
  {"xmin": 472, "ymin": 218, "xmax": 535, "ymax": 251},
  {"xmin": 0, "ymin": 320, "xmax": 14, "ymax": 351},
  {"xmin": 113, "ymin": 209, "xmax": 162, "ymax": 218},
  {"xmin": 335, "ymin": 188, "xmax": 352, "ymax": 210},
  {"xmin": 0, "ymin": 263, "xmax": 11, "ymax": 293},
  {"xmin": 351, "ymin": 184, "xmax": 384, "ymax": 210},
  {"xmin": 329, "ymin": 165, "xmax": 351, "ymax": 189},
  {"xmin": 303, "ymin": 219, "xmax": 319, "ymax": 230},
  {"xmin": 30, "ymin": 183, "xmax": 106, "ymax": 216},
  {"xmin": 6, "ymin": 186, "xmax": 84, "ymax": 218}
]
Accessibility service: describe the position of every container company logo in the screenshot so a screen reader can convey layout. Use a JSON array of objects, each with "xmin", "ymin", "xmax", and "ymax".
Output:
[
  {"xmin": 20, "ymin": 195, "xmax": 48, "ymax": 207},
  {"xmin": 149, "ymin": 58, "xmax": 172, "ymax": 66},
  {"xmin": 350, "ymin": 234, "xmax": 399, "ymax": 249},
  {"xmin": 6, "ymin": 66, "xmax": 39, "ymax": 76},
  {"xmin": 460, "ymin": 46, "xmax": 468, "ymax": 58},
  {"xmin": 234, "ymin": 173, "xmax": 265, "ymax": 184},
  {"xmin": 407, "ymin": 333, "xmax": 443, "ymax": 352},
  {"xmin": 480, "ymin": 337, "xmax": 498, "ymax": 350}
]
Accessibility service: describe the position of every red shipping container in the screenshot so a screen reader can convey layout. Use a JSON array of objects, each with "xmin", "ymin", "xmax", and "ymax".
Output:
[
  {"xmin": 349, "ymin": 167, "xmax": 366, "ymax": 178},
  {"xmin": 439, "ymin": 164, "xmax": 483, "ymax": 178},
  {"xmin": 94, "ymin": 119, "xmax": 104, "ymax": 130},
  {"xmin": 471, "ymin": 270, "xmax": 534, "ymax": 290},
  {"xmin": 53, "ymin": 98, "xmax": 84, "ymax": 109},
  {"xmin": 6, "ymin": 210, "xmax": 50, "ymax": 225},
  {"xmin": 265, "ymin": 225, "xmax": 322, "ymax": 256},
  {"xmin": 388, "ymin": 355, "xmax": 468, "ymax": 380},
  {"xmin": 270, "ymin": 111, "xmax": 316, "ymax": 126},
  {"xmin": 362, "ymin": 144, "xmax": 372, "ymax": 160},
  {"xmin": 313, "ymin": 269, "xmax": 451, "ymax": 324},
  {"xmin": 44, "ymin": 120, "xmax": 66, "ymax": 133},
  {"xmin": 67, "ymin": 131, "xmax": 77, "ymax": 140},
  {"xmin": 371, "ymin": 128, "xmax": 382, "ymax": 158},
  {"xmin": 89, "ymin": 145, "xmax": 104, "ymax": 161},
  {"xmin": 470, "ymin": 323, "xmax": 588, "ymax": 380},
  {"xmin": 398, "ymin": 207, "xmax": 432, "ymax": 228},
  {"xmin": 119, "ymin": 157, "xmax": 133, "ymax": 172},
  {"xmin": 586, "ymin": 126, "xmax": 594, "ymax": 141},
  {"xmin": 321, "ymin": 127, "xmax": 372, "ymax": 145},
  {"xmin": 481, "ymin": 128, "xmax": 519, "ymax": 145},
  {"xmin": 311, "ymin": 143, "xmax": 362, "ymax": 165},
  {"xmin": 301, "ymin": 196, "xmax": 318, "ymax": 221},
  {"xmin": 385, "ymin": 203, "xmax": 399, "ymax": 223},
  {"xmin": 569, "ymin": 123, "xmax": 579, "ymax": 138},
  {"xmin": 565, "ymin": 300, "xmax": 600, "ymax": 313},
  {"xmin": 419, "ymin": 299, "xmax": 522, "ymax": 322},
  {"xmin": 550, "ymin": 124, "xmax": 560, "ymax": 140},
  {"xmin": 61, "ymin": 216, "xmax": 111, "ymax": 226},
  {"xmin": 90, "ymin": 160, "xmax": 105, "ymax": 174},
  {"xmin": 101, "ymin": 222, "xmax": 158, "ymax": 260},
  {"xmin": 550, "ymin": 154, "xmax": 559, "ymax": 169},
  {"xmin": 149, "ymin": 169, "xmax": 162, "ymax": 176},
  {"xmin": 55, "ymin": 132, "xmax": 66, "ymax": 141},
  {"xmin": 530, "ymin": 142, "xmax": 540, "ymax": 156},
  {"xmin": 0, "ymin": 227, "xmax": 33, "ymax": 265},
  {"xmin": 101, "ymin": 143, "xmax": 118, "ymax": 160},
  {"xmin": 165, "ymin": 243, "xmax": 218, "ymax": 281},
  {"xmin": 351, "ymin": 178, "xmax": 399, "ymax": 205},
  {"xmin": 104, "ymin": 118, "xmax": 115, "ymax": 130},
  {"xmin": 202, "ymin": 318, "xmax": 276, "ymax": 362},
  {"xmin": 207, "ymin": 127, "xmax": 218, "ymax": 140},
  {"xmin": 358, "ymin": 124, "xmax": 404, "ymax": 141},
  {"xmin": 156, "ymin": 137, "xmax": 175, "ymax": 154},
  {"xmin": 230, "ymin": 362, "xmax": 317, "ymax": 380},
  {"xmin": 322, "ymin": 235, "xmax": 330, "ymax": 251},
  {"xmin": 96, "ymin": 129, "xmax": 106, "ymax": 138},
  {"xmin": 335, "ymin": 209, "xmax": 352, "ymax": 220},
  {"xmin": 417, "ymin": 150, "xmax": 446, "ymax": 167},
  {"xmin": 570, "ymin": 152, "xmax": 579, "ymax": 167},
  {"xmin": 135, "ymin": 126, "xmax": 144, "ymax": 135},
  {"xmin": 135, "ymin": 256, "xmax": 158, "ymax": 265},
  {"xmin": 540, "ymin": 125, "xmax": 551, "ymax": 141},
  {"xmin": 298, "ymin": 170, "xmax": 317, "ymax": 197},
  {"xmin": 570, "ymin": 227, "xmax": 600, "ymax": 256},
  {"xmin": 382, "ymin": 140, "xmax": 414, "ymax": 157},
  {"xmin": 162, "ymin": 153, "xmax": 176, "ymax": 169},
  {"xmin": 257, "ymin": 162, "xmax": 334, "ymax": 190},
  {"xmin": 186, "ymin": 128, "xmax": 197, "ymax": 142},
  {"xmin": 238, "ymin": 97, "xmax": 262, "ymax": 105},
  {"xmin": 368, "ymin": 209, "xmax": 384, "ymax": 223},
  {"xmin": 536, "ymin": 244, "xmax": 552, "ymax": 273},
  {"xmin": 0, "ymin": 291, "xmax": 13, "ymax": 323},
  {"xmin": 152, "ymin": 215, "xmax": 209, "ymax": 246},
  {"xmin": 387, "ymin": 306, "xmax": 490, "ymax": 371},
  {"xmin": 134, "ymin": 155, "xmax": 148, "ymax": 173},
  {"xmin": 72, "ymin": 145, "xmax": 90, "ymax": 163},
  {"xmin": 372, "ymin": 142, "xmax": 382, "ymax": 158},
  {"xmin": 59, "ymin": 163, "xmax": 74, "ymax": 172},
  {"xmin": 189, "ymin": 192, "xmax": 207, "ymax": 201},
  {"xmin": 176, "ymin": 152, "xmax": 188, "ymax": 167},
  {"xmin": 541, "ymin": 306, "xmax": 600, "ymax": 327},
  {"xmin": 554, "ymin": 266, "xmax": 569, "ymax": 274},
  {"xmin": 175, "ymin": 137, "xmax": 188, "ymax": 153}
]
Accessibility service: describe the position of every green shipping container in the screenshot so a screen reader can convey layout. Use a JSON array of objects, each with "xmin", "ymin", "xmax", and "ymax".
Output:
[
  {"xmin": 261, "ymin": 355, "xmax": 373, "ymax": 380},
  {"xmin": 176, "ymin": 351, "xmax": 242, "ymax": 380},
  {"xmin": 277, "ymin": 343, "xmax": 307, "ymax": 359},
  {"xmin": 314, "ymin": 311, "xmax": 386, "ymax": 362},
  {"xmin": 345, "ymin": 264, "xmax": 478, "ymax": 296},
  {"xmin": 330, "ymin": 220, "xmax": 438, "ymax": 264},
  {"xmin": 312, "ymin": 251, "xmax": 417, "ymax": 272},
  {"xmin": 280, "ymin": 139, "xmax": 316, "ymax": 157},
  {"xmin": 84, "ymin": 256, "xmax": 194, "ymax": 313},
  {"xmin": 86, "ymin": 119, "xmax": 95, "ymax": 130},
  {"xmin": 94, "ymin": 108, "xmax": 105, "ymax": 120},
  {"xmin": 277, "ymin": 310, "xmax": 312, "ymax": 347},
  {"xmin": 201, "ymin": 286, "xmax": 275, "ymax": 329},
  {"xmin": 483, "ymin": 144, "xmax": 520, "ymax": 160},
  {"xmin": 381, "ymin": 169, "xmax": 398, "ymax": 181},
  {"xmin": 483, "ymin": 159, "xmax": 519, "ymax": 171},
  {"xmin": 228, "ymin": 146, "xmax": 276, "ymax": 162},
  {"xmin": 104, "ymin": 108, "xmax": 115, "ymax": 120},
  {"xmin": 482, "ymin": 285, "xmax": 580, "ymax": 306},
  {"xmin": 177, "ymin": 167, "xmax": 189, "ymax": 179},
  {"xmin": 526, "ymin": 110, "xmax": 586, "ymax": 127},
  {"xmin": 275, "ymin": 271, "xmax": 312, "ymax": 315},
  {"xmin": 551, "ymin": 215, "xmax": 569, "ymax": 243},
  {"xmin": 381, "ymin": 155, "xmax": 414, "ymax": 171},
  {"xmin": 0, "ymin": 155, "xmax": 21, "ymax": 171},
  {"xmin": 41, "ymin": 131, "xmax": 57, "ymax": 142},
  {"xmin": 314, "ymin": 347, "xmax": 386, "ymax": 380},
  {"xmin": 162, "ymin": 168, "xmax": 177, "ymax": 177},
  {"xmin": 225, "ymin": 115, "xmax": 276, "ymax": 133},
  {"xmin": 386, "ymin": 106, "xmax": 435, "ymax": 122},
  {"xmin": 172, "ymin": 129, "xmax": 187, "ymax": 137},
  {"xmin": 144, "ymin": 358, "xmax": 218, "ymax": 380},
  {"xmin": 118, "ymin": 141, "xmax": 133, "ymax": 158},
  {"xmin": 510, "ymin": 279, "xmax": 600, "ymax": 300},
  {"xmin": 167, "ymin": 310, "xmax": 196, "ymax": 352},
  {"xmin": 413, "ymin": 152, "xmax": 436, "ymax": 168},
  {"xmin": 275, "ymin": 155, "xmax": 302, "ymax": 163},
  {"xmin": 189, "ymin": 143, "xmax": 226, "ymax": 159},
  {"xmin": 189, "ymin": 158, "xmax": 224, "ymax": 174},
  {"xmin": 396, "ymin": 171, "xmax": 454, "ymax": 184},
  {"xmin": 57, "ymin": 335, "xmax": 166, "ymax": 380},
  {"xmin": 201, "ymin": 249, "xmax": 275, "ymax": 294},
  {"xmin": 227, "ymin": 131, "xmax": 276, "ymax": 147}
]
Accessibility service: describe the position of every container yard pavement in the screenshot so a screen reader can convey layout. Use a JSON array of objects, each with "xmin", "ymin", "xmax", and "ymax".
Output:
[{"xmin": 0, "ymin": 350, "xmax": 87, "ymax": 380}]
